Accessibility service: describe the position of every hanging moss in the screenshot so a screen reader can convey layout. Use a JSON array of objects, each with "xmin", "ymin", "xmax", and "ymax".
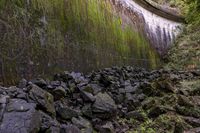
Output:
[{"xmin": 0, "ymin": 0, "xmax": 160, "ymax": 85}]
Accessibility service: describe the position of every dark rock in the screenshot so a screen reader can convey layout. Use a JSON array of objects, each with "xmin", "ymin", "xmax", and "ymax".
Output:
[
  {"xmin": 28, "ymin": 84, "xmax": 55, "ymax": 116},
  {"xmin": 52, "ymin": 86, "xmax": 66, "ymax": 100},
  {"xmin": 124, "ymin": 85, "xmax": 137, "ymax": 93},
  {"xmin": 80, "ymin": 91, "xmax": 96, "ymax": 102},
  {"xmin": 178, "ymin": 89, "xmax": 189, "ymax": 96},
  {"xmin": 0, "ymin": 99, "xmax": 41, "ymax": 133},
  {"xmin": 50, "ymin": 81, "xmax": 61, "ymax": 88},
  {"xmin": 118, "ymin": 88, "xmax": 126, "ymax": 94},
  {"xmin": 0, "ymin": 95, "xmax": 10, "ymax": 121},
  {"xmin": 126, "ymin": 111, "xmax": 146, "ymax": 121},
  {"xmin": 191, "ymin": 70, "xmax": 200, "ymax": 76},
  {"xmin": 70, "ymin": 72, "xmax": 87, "ymax": 84},
  {"xmin": 80, "ymin": 84, "xmax": 102, "ymax": 95},
  {"xmin": 174, "ymin": 122, "xmax": 185, "ymax": 133},
  {"xmin": 89, "ymin": 84, "xmax": 103, "ymax": 95},
  {"xmin": 141, "ymin": 83, "xmax": 156, "ymax": 96},
  {"xmin": 176, "ymin": 105, "xmax": 200, "ymax": 118},
  {"xmin": 125, "ymin": 93, "xmax": 141, "ymax": 109},
  {"xmin": 142, "ymin": 98, "xmax": 159, "ymax": 110},
  {"xmin": 16, "ymin": 91, "xmax": 27, "ymax": 100},
  {"xmin": 183, "ymin": 116, "xmax": 200, "ymax": 127},
  {"xmin": 137, "ymin": 93, "xmax": 146, "ymax": 101},
  {"xmin": 178, "ymin": 95, "xmax": 194, "ymax": 107},
  {"xmin": 6, "ymin": 86, "xmax": 20, "ymax": 97},
  {"xmin": 60, "ymin": 124, "xmax": 81, "ymax": 133},
  {"xmin": 99, "ymin": 122, "xmax": 115, "ymax": 133},
  {"xmin": 56, "ymin": 104, "xmax": 80, "ymax": 120},
  {"xmin": 31, "ymin": 78, "xmax": 47, "ymax": 88},
  {"xmin": 184, "ymin": 127, "xmax": 200, "ymax": 133},
  {"xmin": 192, "ymin": 96, "xmax": 200, "ymax": 106},
  {"xmin": 113, "ymin": 94, "xmax": 124, "ymax": 104},
  {"xmin": 72, "ymin": 116, "xmax": 93, "ymax": 133},
  {"xmin": 153, "ymin": 79, "xmax": 176, "ymax": 93},
  {"xmin": 99, "ymin": 74, "xmax": 112, "ymax": 87},
  {"xmin": 148, "ymin": 106, "xmax": 167, "ymax": 118},
  {"xmin": 82, "ymin": 104, "xmax": 93, "ymax": 118},
  {"xmin": 18, "ymin": 79, "xmax": 27, "ymax": 89},
  {"xmin": 2, "ymin": 66, "xmax": 200, "ymax": 133},
  {"xmin": 190, "ymin": 87, "xmax": 200, "ymax": 96},
  {"xmin": 39, "ymin": 111, "xmax": 60, "ymax": 133},
  {"xmin": 0, "ymin": 95, "xmax": 10, "ymax": 104},
  {"xmin": 92, "ymin": 93, "xmax": 117, "ymax": 119}
]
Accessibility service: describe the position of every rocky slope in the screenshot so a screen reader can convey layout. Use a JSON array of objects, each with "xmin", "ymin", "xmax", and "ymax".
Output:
[
  {"xmin": 0, "ymin": 66, "xmax": 200, "ymax": 133},
  {"xmin": 165, "ymin": 25, "xmax": 200, "ymax": 70}
]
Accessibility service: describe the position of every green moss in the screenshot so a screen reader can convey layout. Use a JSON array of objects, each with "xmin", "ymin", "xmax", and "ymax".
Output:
[{"xmin": 0, "ymin": 0, "xmax": 160, "ymax": 85}]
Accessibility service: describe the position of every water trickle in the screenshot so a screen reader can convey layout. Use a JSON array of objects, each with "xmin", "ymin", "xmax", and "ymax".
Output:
[{"xmin": 112, "ymin": 0, "xmax": 183, "ymax": 54}]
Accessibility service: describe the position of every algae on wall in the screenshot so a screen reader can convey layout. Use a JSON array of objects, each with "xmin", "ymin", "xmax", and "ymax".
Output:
[{"xmin": 0, "ymin": 0, "xmax": 159, "ymax": 85}]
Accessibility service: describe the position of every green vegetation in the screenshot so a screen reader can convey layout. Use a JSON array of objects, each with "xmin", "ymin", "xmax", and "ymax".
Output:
[
  {"xmin": 0, "ymin": 0, "xmax": 159, "ymax": 85},
  {"xmin": 185, "ymin": 0, "xmax": 200, "ymax": 25},
  {"xmin": 165, "ymin": 0, "xmax": 200, "ymax": 70}
]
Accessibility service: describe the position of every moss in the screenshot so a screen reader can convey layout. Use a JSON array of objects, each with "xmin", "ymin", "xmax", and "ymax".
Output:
[
  {"xmin": 176, "ymin": 105, "xmax": 200, "ymax": 118},
  {"xmin": 0, "ymin": 0, "xmax": 160, "ymax": 85},
  {"xmin": 132, "ymin": 113, "xmax": 191, "ymax": 133}
]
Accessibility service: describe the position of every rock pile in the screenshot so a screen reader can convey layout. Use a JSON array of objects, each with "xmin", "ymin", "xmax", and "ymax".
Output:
[{"xmin": 0, "ymin": 66, "xmax": 200, "ymax": 133}]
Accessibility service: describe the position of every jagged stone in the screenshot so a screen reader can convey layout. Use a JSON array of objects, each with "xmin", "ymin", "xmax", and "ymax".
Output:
[
  {"xmin": 148, "ymin": 106, "xmax": 167, "ymax": 118},
  {"xmin": 126, "ymin": 111, "xmax": 146, "ymax": 121},
  {"xmin": 183, "ymin": 116, "xmax": 200, "ymax": 127},
  {"xmin": 99, "ymin": 122, "xmax": 115, "ymax": 133},
  {"xmin": 72, "ymin": 116, "xmax": 93, "ymax": 133},
  {"xmin": 0, "ymin": 66, "xmax": 200, "ymax": 133},
  {"xmin": 92, "ymin": 92, "xmax": 117, "ymax": 119},
  {"xmin": 31, "ymin": 78, "xmax": 47, "ymax": 88},
  {"xmin": 176, "ymin": 105, "xmax": 200, "ymax": 118},
  {"xmin": 184, "ymin": 127, "xmax": 200, "ymax": 133},
  {"xmin": 82, "ymin": 104, "xmax": 93, "ymax": 118},
  {"xmin": 39, "ymin": 111, "xmax": 60, "ymax": 133},
  {"xmin": 0, "ymin": 99, "xmax": 41, "ymax": 133},
  {"xmin": 56, "ymin": 104, "xmax": 80, "ymax": 120},
  {"xmin": 18, "ymin": 79, "xmax": 27, "ymax": 89},
  {"xmin": 52, "ymin": 86, "xmax": 67, "ymax": 100},
  {"xmin": 60, "ymin": 124, "xmax": 81, "ymax": 133},
  {"xmin": 80, "ymin": 91, "xmax": 96, "ymax": 102},
  {"xmin": 28, "ymin": 84, "xmax": 55, "ymax": 116}
]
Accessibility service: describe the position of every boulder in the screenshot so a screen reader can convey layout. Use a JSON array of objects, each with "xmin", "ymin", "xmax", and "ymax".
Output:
[
  {"xmin": 81, "ymin": 104, "xmax": 93, "ymax": 118},
  {"xmin": 178, "ymin": 95, "xmax": 194, "ymax": 107},
  {"xmin": 184, "ymin": 127, "xmax": 200, "ymax": 133},
  {"xmin": 99, "ymin": 122, "xmax": 115, "ymax": 133},
  {"xmin": 174, "ymin": 122, "xmax": 185, "ymax": 133},
  {"xmin": 72, "ymin": 116, "xmax": 93, "ymax": 133},
  {"xmin": 80, "ymin": 91, "xmax": 96, "ymax": 103},
  {"xmin": 126, "ymin": 111, "xmax": 146, "ymax": 121},
  {"xmin": 0, "ymin": 99, "xmax": 41, "ymax": 133},
  {"xmin": 148, "ymin": 106, "xmax": 167, "ymax": 118},
  {"xmin": 52, "ymin": 86, "xmax": 67, "ymax": 100},
  {"xmin": 56, "ymin": 104, "xmax": 80, "ymax": 120},
  {"xmin": 31, "ymin": 78, "xmax": 47, "ymax": 88},
  {"xmin": 92, "ymin": 93, "xmax": 117, "ymax": 119},
  {"xmin": 18, "ymin": 79, "xmax": 27, "ymax": 89},
  {"xmin": 28, "ymin": 84, "xmax": 55, "ymax": 116},
  {"xmin": 176, "ymin": 105, "xmax": 200, "ymax": 118},
  {"xmin": 60, "ymin": 124, "xmax": 81, "ymax": 133},
  {"xmin": 39, "ymin": 111, "xmax": 60, "ymax": 133},
  {"xmin": 183, "ymin": 116, "xmax": 200, "ymax": 127}
]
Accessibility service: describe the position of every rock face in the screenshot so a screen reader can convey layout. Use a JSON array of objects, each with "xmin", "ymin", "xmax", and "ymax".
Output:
[{"xmin": 0, "ymin": 66, "xmax": 199, "ymax": 133}]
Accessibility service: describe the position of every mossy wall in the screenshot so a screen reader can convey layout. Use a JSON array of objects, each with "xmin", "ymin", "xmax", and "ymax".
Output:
[{"xmin": 0, "ymin": 0, "xmax": 160, "ymax": 85}]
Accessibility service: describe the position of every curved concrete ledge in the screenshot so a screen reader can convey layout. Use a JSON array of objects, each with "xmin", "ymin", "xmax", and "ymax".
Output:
[{"xmin": 133, "ymin": 0, "xmax": 185, "ymax": 23}]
